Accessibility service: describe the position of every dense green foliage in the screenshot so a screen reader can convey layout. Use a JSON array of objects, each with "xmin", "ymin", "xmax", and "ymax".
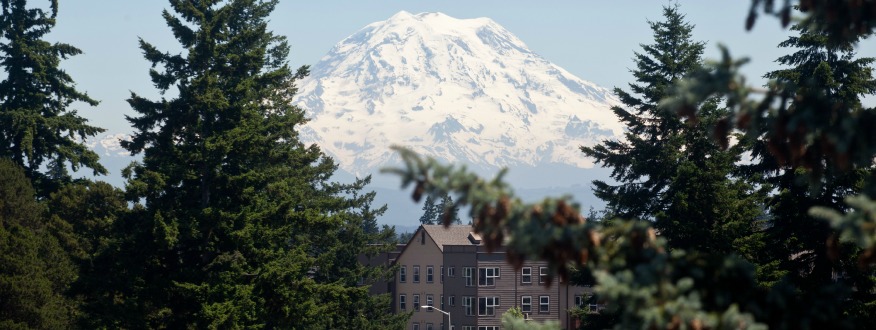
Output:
[
  {"xmin": 80, "ymin": 1, "xmax": 404, "ymax": 328},
  {"xmin": 0, "ymin": 159, "xmax": 77, "ymax": 329},
  {"xmin": 0, "ymin": 0, "xmax": 104, "ymax": 196},
  {"xmin": 741, "ymin": 20, "xmax": 876, "ymax": 294},
  {"xmin": 582, "ymin": 5, "xmax": 764, "ymax": 257},
  {"xmin": 502, "ymin": 306, "xmax": 559, "ymax": 329}
]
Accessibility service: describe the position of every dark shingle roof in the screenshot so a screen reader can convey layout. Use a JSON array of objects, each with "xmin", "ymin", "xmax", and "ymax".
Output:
[{"xmin": 421, "ymin": 225, "xmax": 479, "ymax": 251}]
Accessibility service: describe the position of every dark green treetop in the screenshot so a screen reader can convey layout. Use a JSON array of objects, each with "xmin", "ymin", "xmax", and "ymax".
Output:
[
  {"xmin": 582, "ymin": 4, "xmax": 763, "ymax": 256},
  {"xmin": 737, "ymin": 17, "xmax": 876, "ymax": 314},
  {"xmin": 86, "ymin": 0, "xmax": 405, "ymax": 328},
  {"xmin": 0, "ymin": 0, "xmax": 104, "ymax": 196},
  {"xmin": 582, "ymin": 4, "xmax": 705, "ymax": 221},
  {"xmin": 0, "ymin": 158, "xmax": 78, "ymax": 329}
]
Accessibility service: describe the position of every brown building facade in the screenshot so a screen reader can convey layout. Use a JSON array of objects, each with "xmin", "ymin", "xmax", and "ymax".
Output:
[{"xmin": 391, "ymin": 225, "xmax": 594, "ymax": 330}]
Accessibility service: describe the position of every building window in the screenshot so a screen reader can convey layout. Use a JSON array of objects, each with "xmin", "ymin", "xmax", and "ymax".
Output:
[
  {"xmin": 521, "ymin": 267, "xmax": 531, "ymax": 284},
  {"xmin": 414, "ymin": 266, "xmax": 421, "ymax": 283},
  {"xmin": 426, "ymin": 294, "xmax": 434, "ymax": 310},
  {"xmin": 539, "ymin": 295, "xmax": 549, "ymax": 313},
  {"xmin": 421, "ymin": 231, "xmax": 425, "ymax": 244},
  {"xmin": 426, "ymin": 323, "xmax": 433, "ymax": 330},
  {"xmin": 400, "ymin": 294, "xmax": 407, "ymax": 311},
  {"xmin": 478, "ymin": 267, "xmax": 499, "ymax": 286},
  {"xmin": 414, "ymin": 295, "xmax": 420, "ymax": 311},
  {"xmin": 462, "ymin": 327, "xmax": 474, "ymax": 330},
  {"xmin": 463, "ymin": 267, "xmax": 474, "ymax": 287},
  {"xmin": 463, "ymin": 296, "xmax": 474, "ymax": 316},
  {"xmin": 448, "ymin": 266, "xmax": 455, "ymax": 277},
  {"xmin": 574, "ymin": 295, "xmax": 585, "ymax": 308},
  {"xmin": 478, "ymin": 296, "xmax": 499, "ymax": 316},
  {"xmin": 539, "ymin": 267, "xmax": 548, "ymax": 284},
  {"xmin": 427, "ymin": 266, "xmax": 434, "ymax": 283},
  {"xmin": 521, "ymin": 296, "xmax": 531, "ymax": 313},
  {"xmin": 449, "ymin": 295, "xmax": 455, "ymax": 306},
  {"xmin": 400, "ymin": 266, "xmax": 407, "ymax": 283},
  {"xmin": 441, "ymin": 294, "xmax": 444, "ymax": 309},
  {"xmin": 440, "ymin": 266, "xmax": 444, "ymax": 283},
  {"xmin": 477, "ymin": 327, "xmax": 499, "ymax": 330},
  {"xmin": 413, "ymin": 323, "xmax": 420, "ymax": 330}
]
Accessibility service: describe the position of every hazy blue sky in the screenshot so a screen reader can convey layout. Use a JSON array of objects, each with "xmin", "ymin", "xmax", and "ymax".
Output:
[{"xmin": 47, "ymin": 1, "xmax": 875, "ymax": 134}]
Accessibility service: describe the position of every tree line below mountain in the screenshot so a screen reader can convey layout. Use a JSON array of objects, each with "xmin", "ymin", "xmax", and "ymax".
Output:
[{"xmin": 3, "ymin": 0, "xmax": 876, "ymax": 329}]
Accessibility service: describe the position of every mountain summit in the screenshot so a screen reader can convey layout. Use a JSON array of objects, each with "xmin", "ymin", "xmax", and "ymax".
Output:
[{"xmin": 294, "ymin": 11, "xmax": 622, "ymax": 176}]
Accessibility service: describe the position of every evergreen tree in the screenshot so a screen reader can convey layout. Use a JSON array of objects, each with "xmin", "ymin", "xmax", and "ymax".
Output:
[
  {"xmin": 0, "ymin": 158, "xmax": 77, "ymax": 329},
  {"xmin": 419, "ymin": 193, "xmax": 461, "ymax": 225},
  {"xmin": 746, "ymin": 19, "xmax": 876, "ymax": 315},
  {"xmin": 90, "ymin": 1, "xmax": 404, "ymax": 328},
  {"xmin": 419, "ymin": 194, "xmax": 439, "ymax": 225},
  {"xmin": 43, "ymin": 179, "xmax": 129, "ymax": 328},
  {"xmin": 46, "ymin": 180, "xmax": 126, "ymax": 265},
  {"xmin": 581, "ymin": 4, "xmax": 763, "ymax": 255},
  {"xmin": 0, "ymin": 0, "xmax": 104, "ymax": 196}
]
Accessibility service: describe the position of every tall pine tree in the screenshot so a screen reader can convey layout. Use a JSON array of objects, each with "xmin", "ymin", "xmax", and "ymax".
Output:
[
  {"xmin": 747, "ymin": 18, "xmax": 876, "ymax": 314},
  {"xmin": 0, "ymin": 0, "xmax": 104, "ymax": 196},
  {"xmin": 88, "ymin": 1, "xmax": 404, "ymax": 328},
  {"xmin": 581, "ymin": 4, "xmax": 763, "ymax": 255}
]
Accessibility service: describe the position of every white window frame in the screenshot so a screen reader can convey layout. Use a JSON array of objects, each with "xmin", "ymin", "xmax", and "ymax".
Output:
[
  {"xmin": 539, "ymin": 295, "xmax": 549, "ymax": 313},
  {"xmin": 413, "ymin": 323, "xmax": 420, "ymax": 330},
  {"xmin": 478, "ymin": 296, "xmax": 499, "ymax": 316},
  {"xmin": 448, "ymin": 266, "xmax": 455, "ymax": 277},
  {"xmin": 463, "ymin": 267, "xmax": 474, "ymax": 287},
  {"xmin": 414, "ymin": 294, "xmax": 420, "ymax": 311},
  {"xmin": 399, "ymin": 294, "xmax": 406, "ymax": 311},
  {"xmin": 521, "ymin": 295, "xmax": 531, "ymax": 313},
  {"xmin": 521, "ymin": 267, "xmax": 531, "ymax": 284},
  {"xmin": 478, "ymin": 267, "xmax": 499, "ymax": 286},
  {"xmin": 427, "ymin": 266, "xmax": 434, "ymax": 283},
  {"xmin": 400, "ymin": 266, "xmax": 406, "ymax": 283},
  {"xmin": 441, "ymin": 294, "xmax": 444, "ymax": 309},
  {"xmin": 463, "ymin": 296, "xmax": 474, "ymax": 316},
  {"xmin": 414, "ymin": 266, "xmax": 420, "ymax": 283},
  {"xmin": 440, "ymin": 266, "xmax": 444, "ymax": 283},
  {"xmin": 574, "ymin": 295, "xmax": 584, "ymax": 308},
  {"xmin": 426, "ymin": 294, "xmax": 434, "ymax": 310},
  {"xmin": 539, "ymin": 267, "xmax": 548, "ymax": 284},
  {"xmin": 449, "ymin": 295, "xmax": 455, "ymax": 306}
]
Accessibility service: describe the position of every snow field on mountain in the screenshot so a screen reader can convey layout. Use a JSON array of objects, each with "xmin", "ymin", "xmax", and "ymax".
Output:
[{"xmin": 294, "ymin": 11, "xmax": 623, "ymax": 177}]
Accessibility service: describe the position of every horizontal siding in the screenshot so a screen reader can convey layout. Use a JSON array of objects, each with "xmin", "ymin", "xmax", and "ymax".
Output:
[{"xmin": 474, "ymin": 260, "xmax": 561, "ymax": 327}]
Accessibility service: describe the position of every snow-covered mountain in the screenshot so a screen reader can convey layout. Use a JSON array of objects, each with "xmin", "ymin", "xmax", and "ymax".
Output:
[
  {"xmin": 293, "ymin": 11, "xmax": 622, "ymax": 177},
  {"xmin": 86, "ymin": 133, "xmax": 131, "ymax": 157}
]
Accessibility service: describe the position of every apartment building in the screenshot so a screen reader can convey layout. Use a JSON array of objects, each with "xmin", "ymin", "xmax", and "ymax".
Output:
[{"xmin": 392, "ymin": 225, "xmax": 594, "ymax": 330}]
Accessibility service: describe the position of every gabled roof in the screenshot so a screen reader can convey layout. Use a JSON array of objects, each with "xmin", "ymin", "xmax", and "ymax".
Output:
[
  {"xmin": 391, "ymin": 225, "xmax": 486, "ymax": 266},
  {"xmin": 421, "ymin": 225, "xmax": 480, "ymax": 251}
]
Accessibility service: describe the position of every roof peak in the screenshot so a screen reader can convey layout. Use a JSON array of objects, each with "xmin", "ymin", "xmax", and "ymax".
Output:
[{"xmin": 420, "ymin": 224, "xmax": 480, "ymax": 250}]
